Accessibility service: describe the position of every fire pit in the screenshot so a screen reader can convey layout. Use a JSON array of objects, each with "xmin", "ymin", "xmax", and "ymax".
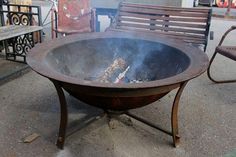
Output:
[{"xmin": 27, "ymin": 32, "xmax": 209, "ymax": 149}]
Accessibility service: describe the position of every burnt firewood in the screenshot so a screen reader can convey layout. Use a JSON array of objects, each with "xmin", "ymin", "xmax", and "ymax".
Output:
[{"xmin": 97, "ymin": 58, "xmax": 127, "ymax": 83}]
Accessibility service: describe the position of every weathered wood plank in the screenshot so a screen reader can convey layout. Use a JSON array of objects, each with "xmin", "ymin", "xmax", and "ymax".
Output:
[
  {"xmin": 119, "ymin": 12, "xmax": 208, "ymax": 23},
  {"xmin": 109, "ymin": 28, "xmax": 206, "ymax": 44},
  {"xmin": 120, "ymin": 7, "xmax": 209, "ymax": 18},
  {"xmin": 121, "ymin": 2, "xmax": 210, "ymax": 13},
  {"xmin": 117, "ymin": 22, "xmax": 206, "ymax": 35},
  {"xmin": 116, "ymin": 28, "xmax": 206, "ymax": 40},
  {"xmin": 0, "ymin": 25, "xmax": 43, "ymax": 41},
  {"xmin": 118, "ymin": 17, "xmax": 207, "ymax": 29},
  {"xmin": 110, "ymin": 27, "xmax": 206, "ymax": 39}
]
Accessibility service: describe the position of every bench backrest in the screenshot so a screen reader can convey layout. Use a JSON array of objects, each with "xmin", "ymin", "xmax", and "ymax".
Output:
[
  {"xmin": 0, "ymin": 3, "xmax": 42, "ymax": 26},
  {"xmin": 111, "ymin": 2, "xmax": 212, "ymax": 51}
]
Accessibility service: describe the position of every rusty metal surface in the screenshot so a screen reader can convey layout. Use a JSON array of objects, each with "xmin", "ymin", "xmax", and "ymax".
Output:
[
  {"xmin": 56, "ymin": 0, "xmax": 92, "ymax": 33},
  {"xmin": 27, "ymin": 31, "xmax": 209, "ymax": 110},
  {"xmin": 27, "ymin": 31, "xmax": 209, "ymax": 89},
  {"xmin": 26, "ymin": 31, "xmax": 209, "ymax": 149}
]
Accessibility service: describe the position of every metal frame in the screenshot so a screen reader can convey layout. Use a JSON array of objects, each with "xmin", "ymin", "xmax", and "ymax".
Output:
[
  {"xmin": 52, "ymin": 9, "xmax": 96, "ymax": 37},
  {"xmin": 207, "ymin": 25, "xmax": 236, "ymax": 83},
  {"xmin": 0, "ymin": 3, "xmax": 42, "ymax": 63},
  {"xmin": 95, "ymin": 8, "xmax": 117, "ymax": 32},
  {"xmin": 52, "ymin": 79, "xmax": 188, "ymax": 149},
  {"xmin": 51, "ymin": 1, "xmax": 96, "ymax": 38},
  {"xmin": 51, "ymin": 7, "xmax": 117, "ymax": 35}
]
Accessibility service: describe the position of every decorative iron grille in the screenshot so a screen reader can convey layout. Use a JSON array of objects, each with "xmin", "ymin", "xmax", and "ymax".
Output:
[{"xmin": 0, "ymin": 3, "xmax": 42, "ymax": 62}]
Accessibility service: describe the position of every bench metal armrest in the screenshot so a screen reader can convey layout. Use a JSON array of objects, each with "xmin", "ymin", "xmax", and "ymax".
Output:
[
  {"xmin": 219, "ymin": 25, "xmax": 236, "ymax": 46},
  {"xmin": 231, "ymin": 25, "xmax": 236, "ymax": 29}
]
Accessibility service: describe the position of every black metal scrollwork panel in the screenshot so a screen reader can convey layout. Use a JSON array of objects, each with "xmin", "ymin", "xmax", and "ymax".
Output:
[
  {"xmin": 3, "ymin": 0, "xmax": 8, "ymax": 4},
  {"xmin": 8, "ymin": 13, "xmax": 31, "ymax": 26},
  {"xmin": 14, "ymin": 33, "xmax": 34, "ymax": 55},
  {"xmin": 1, "ymin": 3, "xmax": 39, "ymax": 26},
  {"xmin": 1, "ymin": 3, "xmax": 42, "ymax": 63},
  {"xmin": 0, "ymin": 0, "xmax": 9, "ymax": 5},
  {"xmin": 6, "ymin": 33, "xmax": 34, "ymax": 63}
]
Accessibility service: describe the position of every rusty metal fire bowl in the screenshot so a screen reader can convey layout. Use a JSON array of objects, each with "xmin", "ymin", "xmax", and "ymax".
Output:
[{"xmin": 27, "ymin": 32, "xmax": 209, "ymax": 149}]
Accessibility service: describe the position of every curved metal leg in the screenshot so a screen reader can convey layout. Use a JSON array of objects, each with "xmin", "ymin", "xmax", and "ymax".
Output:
[
  {"xmin": 207, "ymin": 51, "xmax": 236, "ymax": 83},
  {"xmin": 52, "ymin": 81, "xmax": 68, "ymax": 149},
  {"xmin": 171, "ymin": 81, "xmax": 188, "ymax": 147}
]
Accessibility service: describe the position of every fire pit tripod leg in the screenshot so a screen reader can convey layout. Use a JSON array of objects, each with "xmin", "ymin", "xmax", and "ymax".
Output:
[
  {"xmin": 125, "ymin": 81, "xmax": 188, "ymax": 147},
  {"xmin": 171, "ymin": 81, "xmax": 188, "ymax": 147},
  {"xmin": 52, "ymin": 81, "xmax": 68, "ymax": 149}
]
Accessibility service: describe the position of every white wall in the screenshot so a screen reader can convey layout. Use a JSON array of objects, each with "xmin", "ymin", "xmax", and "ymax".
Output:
[{"xmin": 182, "ymin": 0, "xmax": 194, "ymax": 7}]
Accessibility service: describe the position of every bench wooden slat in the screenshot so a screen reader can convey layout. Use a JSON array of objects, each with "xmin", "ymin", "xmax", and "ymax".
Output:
[
  {"xmin": 114, "ymin": 27, "xmax": 206, "ymax": 40},
  {"xmin": 121, "ymin": 2, "xmax": 210, "ymax": 13},
  {"xmin": 118, "ymin": 17, "xmax": 207, "ymax": 29},
  {"xmin": 0, "ymin": 25, "xmax": 43, "ymax": 41},
  {"xmin": 108, "ymin": 28, "xmax": 206, "ymax": 44},
  {"xmin": 120, "ymin": 7, "xmax": 209, "ymax": 18},
  {"xmin": 117, "ymin": 22, "xmax": 206, "ymax": 35},
  {"xmin": 119, "ymin": 12, "xmax": 208, "ymax": 23},
  {"xmin": 121, "ymin": 5, "xmax": 209, "ymax": 15}
]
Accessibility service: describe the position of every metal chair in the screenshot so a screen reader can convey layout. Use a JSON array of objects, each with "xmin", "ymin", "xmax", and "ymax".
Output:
[
  {"xmin": 52, "ymin": 0, "xmax": 96, "ymax": 38},
  {"xmin": 207, "ymin": 25, "xmax": 236, "ymax": 83}
]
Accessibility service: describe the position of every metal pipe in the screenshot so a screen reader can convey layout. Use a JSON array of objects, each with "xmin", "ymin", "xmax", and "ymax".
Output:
[{"xmin": 125, "ymin": 112, "xmax": 173, "ymax": 136}]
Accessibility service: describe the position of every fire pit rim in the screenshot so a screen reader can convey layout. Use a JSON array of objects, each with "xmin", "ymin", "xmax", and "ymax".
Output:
[{"xmin": 27, "ymin": 32, "xmax": 209, "ymax": 89}]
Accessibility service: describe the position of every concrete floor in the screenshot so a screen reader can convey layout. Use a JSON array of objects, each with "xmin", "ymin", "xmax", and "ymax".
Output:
[
  {"xmin": 0, "ymin": 56, "xmax": 29, "ymax": 86},
  {"xmin": 0, "ymin": 18, "xmax": 236, "ymax": 157}
]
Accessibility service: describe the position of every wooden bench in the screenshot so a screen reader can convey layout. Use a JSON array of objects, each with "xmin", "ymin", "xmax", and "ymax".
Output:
[
  {"xmin": 0, "ymin": 2, "xmax": 43, "ymax": 63},
  {"xmin": 108, "ymin": 2, "xmax": 212, "ymax": 51}
]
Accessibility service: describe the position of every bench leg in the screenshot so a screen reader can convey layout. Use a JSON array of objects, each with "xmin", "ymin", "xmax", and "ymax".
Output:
[{"xmin": 3, "ymin": 40, "xmax": 10, "ymax": 60}]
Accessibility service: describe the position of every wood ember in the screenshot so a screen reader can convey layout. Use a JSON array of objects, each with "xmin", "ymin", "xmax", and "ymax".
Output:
[
  {"xmin": 129, "ymin": 79, "xmax": 146, "ymax": 83},
  {"xmin": 23, "ymin": 133, "xmax": 40, "ymax": 143},
  {"xmin": 114, "ymin": 66, "xmax": 130, "ymax": 83},
  {"xmin": 97, "ymin": 58, "xmax": 126, "ymax": 83}
]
